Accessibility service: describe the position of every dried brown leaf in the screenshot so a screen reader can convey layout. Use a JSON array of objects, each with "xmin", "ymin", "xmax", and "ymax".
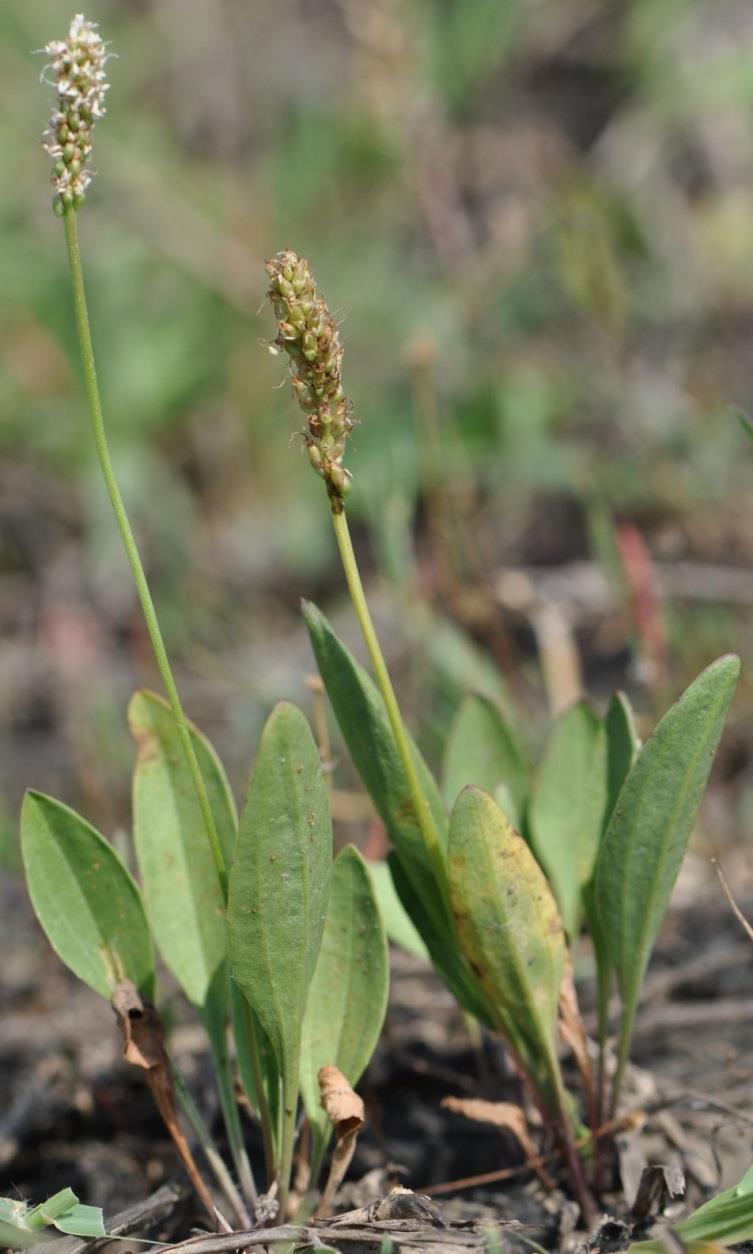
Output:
[
  {"xmin": 316, "ymin": 1065, "xmax": 365, "ymax": 1217},
  {"xmin": 318, "ymin": 1064, "xmax": 365, "ymax": 1138},
  {"xmin": 441, "ymin": 1096, "xmax": 528, "ymax": 1138},
  {"xmin": 111, "ymin": 981, "xmax": 218, "ymax": 1225},
  {"xmin": 440, "ymin": 1096, "xmax": 554, "ymax": 1190}
]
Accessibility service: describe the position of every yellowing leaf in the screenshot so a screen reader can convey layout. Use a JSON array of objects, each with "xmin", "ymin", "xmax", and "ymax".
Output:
[{"xmin": 448, "ymin": 786, "xmax": 565, "ymax": 1093}]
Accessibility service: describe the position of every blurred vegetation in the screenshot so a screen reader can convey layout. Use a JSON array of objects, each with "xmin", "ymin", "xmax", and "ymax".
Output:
[{"xmin": 2, "ymin": 0, "xmax": 753, "ymax": 855}]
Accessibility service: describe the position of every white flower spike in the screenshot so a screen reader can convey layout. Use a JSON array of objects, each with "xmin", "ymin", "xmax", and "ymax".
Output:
[{"xmin": 42, "ymin": 14, "xmax": 110, "ymax": 215}]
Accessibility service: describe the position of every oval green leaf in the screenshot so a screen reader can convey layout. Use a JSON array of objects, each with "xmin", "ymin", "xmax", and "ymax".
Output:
[
  {"xmin": 442, "ymin": 694, "xmax": 528, "ymax": 828},
  {"xmin": 529, "ymin": 701, "xmax": 607, "ymax": 937},
  {"xmin": 595, "ymin": 654, "xmax": 739, "ymax": 1061},
  {"xmin": 302, "ymin": 600, "xmax": 488, "ymax": 1023},
  {"xmin": 228, "ymin": 700, "xmax": 332, "ymax": 1083},
  {"xmin": 603, "ymin": 691, "xmax": 641, "ymax": 833},
  {"xmin": 300, "ymin": 846, "xmax": 389, "ymax": 1155},
  {"xmin": 21, "ymin": 790, "xmax": 154, "ymax": 1000},
  {"xmin": 303, "ymin": 600, "xmax": 447, "ymax": 878},
  {"xmin": 583, "ymin": 690, "xmax": 642, "ymax": 1032},
  {"xmin": 448, "ymin": 785, "xmax": 565, "ymax": 1079},
  {"xmin": 128, "ymin": 689, "xmax": 236, "ymax": 1021}
]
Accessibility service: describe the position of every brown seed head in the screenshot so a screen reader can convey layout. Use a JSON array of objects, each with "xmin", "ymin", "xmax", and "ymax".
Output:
[{"xmin": 266, "ymin": 250, "xmax": 354, "ymax": 505}]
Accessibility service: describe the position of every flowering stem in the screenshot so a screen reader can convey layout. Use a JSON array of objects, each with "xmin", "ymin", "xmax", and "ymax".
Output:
[
  {"xmin": 62, "ymin": 207, "xmax": 267, "ymax": 1208},
  {"xmin": 62, "ymin": 208, "xmax": 228, "ymax": 894},
  {"xmin": 330, "ymin": 504, "xmax": 448, "ymax": 892}
]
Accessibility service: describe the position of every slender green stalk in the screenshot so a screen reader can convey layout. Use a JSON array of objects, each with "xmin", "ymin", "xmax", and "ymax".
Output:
[
  {"xmin": 62, "ymin": 209, "xmax": 267, "ymax": 1206},
  {"xmin": 330, "ymin": 505, "xmax": 448, "ymax": 893},
  {"xmin": 62, "ymin": 209, "xmax": 228, "ymax": 897}
]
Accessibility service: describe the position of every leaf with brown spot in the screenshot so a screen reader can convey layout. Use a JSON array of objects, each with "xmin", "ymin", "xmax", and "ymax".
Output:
[{"xmin": 447, "ymin": 785, "xmax": 566, "ymax": 1101}]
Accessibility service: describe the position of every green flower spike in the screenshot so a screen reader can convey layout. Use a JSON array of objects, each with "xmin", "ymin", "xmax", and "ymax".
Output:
[
  {"xmin": 266, "ymin": 250, "xmax": 354, "ymax": 507},
  {"xmin": 42, "ymin": 14, "xmax": 110, "ymax": 216}
]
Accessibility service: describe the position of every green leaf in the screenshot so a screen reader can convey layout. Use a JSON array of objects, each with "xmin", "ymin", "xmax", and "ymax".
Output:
[
  {"xmin": 128, "ymin": 691, "xmax": 256, "ymax": 1189},
  {"xmin": 25, "ymin": 1189, "xmax": 78, "ymax": 1229},
  {"xmin": 302, "ymin": 601, "xmax": 490, "ymax": 1024},
  {"xmin": 300, "ymin": 846, "xmax": 389, "ymax": 1159},
  {"xmin": 2, "ymin": 1191, "xmax": 106, "ymax": 1246},
  {"xmin": 630, "ymin": 1165, "xmax": 753, "ymax": 1252},
  {"xmin": 128, "ymin": 689, "xmax": 236, "ymax": 1021},
  {"xmin": 387, "ymin": 853, "xmax": 492, "ymax": 1025},
  {"xmin": 447, "ymin": 786, "xmax": 565, "ymax": 1088},
  {"xmin": 51, "ymin": 1205, "xmax": 106, "ymax": 1238},
  {"xmin": 583, "ymin": 690, "xmax": 641, "ymax": 1033},
  {"xmin": 230, "ymin": 986, "xmax": 281, "ymax": 1152},
  {"xmin": 21, "ymin": 791, "xmax": 154, "ymax": 1001},
  {"xmin": 367, "ymin": 860, "xmax": 428, "ymax": 961},
  {"xmin": 595, "ymin": 655, "xmax": 740, "ymax": 1068},
  {"xmin": 0, "ymin": 1219, "xmax": 44, "ymax": 1250},
  {"xmin": 603, "ymin": 691, "xmax": 641, "ymax": 832},
  {"xmin": 228, "ymin": 701, "xmax": 332, "ymax": 1091},
  {"xmin": 302, "ymin": 600, "xmax": 447, "ymax": 882},
  {"xmin": 442, "ymin": 695, "xmax": 527, "ymax": 827},
  {"xmin": 529, "ymin": 702, "xmax": 607, "ymax": 936},
  {"xmin": 0, "ymin": 1197, "xmax": 51, "ymax": 1250},
  {"xmin": 678, "ymin": 1165, "xmax": 753, "ymax": 1245}
]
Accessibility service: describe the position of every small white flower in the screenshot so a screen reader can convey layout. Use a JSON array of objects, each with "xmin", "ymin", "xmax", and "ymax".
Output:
[{"xmin": 41, "ymin": 13, "xmax": 110, "ymax": 213}]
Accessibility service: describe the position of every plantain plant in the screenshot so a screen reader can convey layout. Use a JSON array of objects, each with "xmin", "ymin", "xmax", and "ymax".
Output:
[
  {"xmin": 21, "ymin": 15, "xmax": 388, "ymax": 1229},
  {"xmin": 20, "ymin": 11, "xmax": 742, "ymax": 1236},
  {"xmin": 264, "ymin": 249, "xmax": 740, "ymax": 1222}
]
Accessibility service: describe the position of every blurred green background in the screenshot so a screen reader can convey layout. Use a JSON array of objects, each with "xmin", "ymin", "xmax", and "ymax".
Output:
[{"xmin": 3, "ymin": 0, "xmax": 753, "ymax": 857}]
